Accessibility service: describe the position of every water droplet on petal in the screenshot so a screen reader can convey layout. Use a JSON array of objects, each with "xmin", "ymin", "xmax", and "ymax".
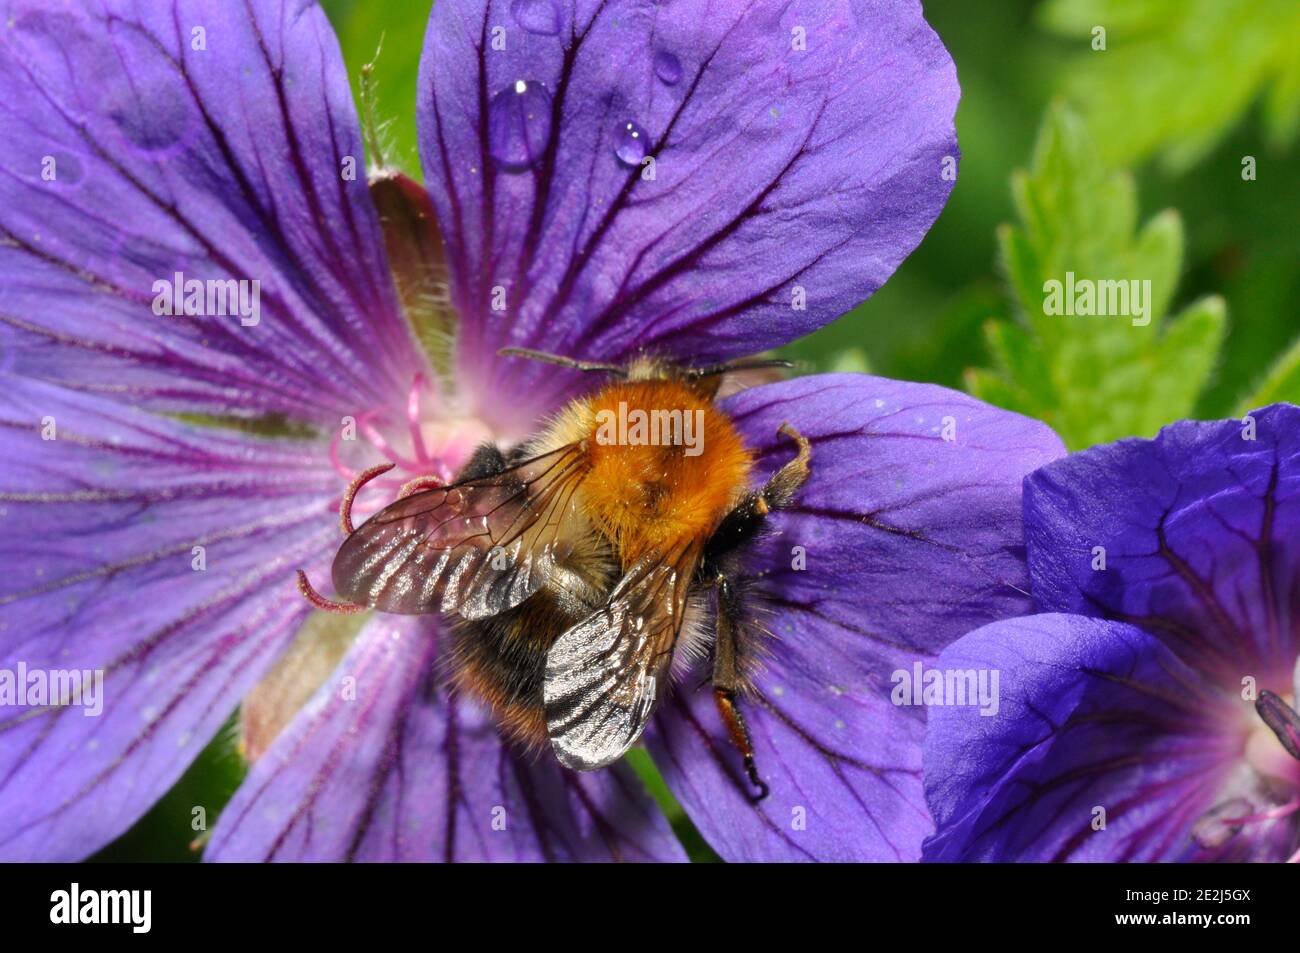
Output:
[
  {"xmin": 511, "ymin": 0, "xmax": 561, "ymax": 35},
  {"xmin": 614, "ymin": 120, "xmax": 650, "ymax": 167},
  {"xmin": 487, "ymin": 80, "xmax": 553, "ymax": 172},
  {"xmin": 653, "ymin": 50, "xmax": 682, "ymax": 86}
]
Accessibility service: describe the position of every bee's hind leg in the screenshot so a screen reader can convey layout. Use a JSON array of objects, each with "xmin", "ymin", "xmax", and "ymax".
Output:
[
  {"xmin": 711, "ymin": 574, "xmax": 769, "ymax": 803},
  {"xmin": 702, "ymin": 421, "xmax": 811, "ymax": 800},
  {"xmin": 700, "ymin": 424, "xmax": 810, "ymax": 803}
]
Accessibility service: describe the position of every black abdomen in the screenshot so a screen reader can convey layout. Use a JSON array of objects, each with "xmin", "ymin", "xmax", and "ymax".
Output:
[{"xmin": 450, "ymin": 587, "xmax": 591, "ymax": 746}]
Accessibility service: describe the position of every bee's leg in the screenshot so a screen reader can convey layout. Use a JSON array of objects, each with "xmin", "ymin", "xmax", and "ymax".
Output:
[
  {"xmin": 760, "ymin": 423, "xmax": 812, "ymax": 509},
  {"xmin": 712, "ymin": 574, "xmax": 769, "ymax": 803},
  {"xmin": 699, "ymin": 425, "xmax": 810, "ymax": 801},
  {"xmin": 704, "ymin": 423, "xmax": 811, "ymax": 563}
]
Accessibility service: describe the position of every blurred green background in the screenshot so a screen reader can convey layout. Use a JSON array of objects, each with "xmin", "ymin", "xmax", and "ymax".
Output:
[{"xmin": 96, "ymin": 0, "xmax": 1300, "ymax": 861}]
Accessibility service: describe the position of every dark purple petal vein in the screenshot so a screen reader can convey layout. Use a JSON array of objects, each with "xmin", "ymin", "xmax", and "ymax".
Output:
[
  {"xmin": 207, "ymin": 615, "xmax": 686, "ymax": 862},
  {"xmin": 0, "ymin": 0, "xmax": 426, "ymax": 422},
  {"xmin": 922, "ymin": 615, "xmax": 1268, "ymax": 862},
  {"xmin": 1024, "ymin": 403, "xmax": 1300, "ymax": 682},
  {"xmin": 0, "ymin": 376, "xmax": 336, "ymax": 860}
]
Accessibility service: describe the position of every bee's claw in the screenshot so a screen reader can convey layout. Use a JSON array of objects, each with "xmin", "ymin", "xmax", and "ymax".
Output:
[{"xmin": 744, "ymin": 756, "xmax": 770, "ymax": 803}]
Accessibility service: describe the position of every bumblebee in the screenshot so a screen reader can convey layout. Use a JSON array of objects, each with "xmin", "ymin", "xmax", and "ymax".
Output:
[{"xmin": 305, "ymin": 349, "xmax": 809, "ymax": 799}]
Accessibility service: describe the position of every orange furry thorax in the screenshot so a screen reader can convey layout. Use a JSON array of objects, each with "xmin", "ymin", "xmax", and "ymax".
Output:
[
  {"xmin": 568, "ymin": 378, "xmax": 753, "ymax": 566},
  {"xmin": 451, "ymin": 373, "xmax": 756, "ymax": 749}
]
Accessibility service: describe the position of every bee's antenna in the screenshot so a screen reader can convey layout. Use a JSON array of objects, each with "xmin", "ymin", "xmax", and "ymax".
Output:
[
  {"xmin": 498, "ymin": 347, "xmax": 626, "ymax": 375},
  {"xmin": 686, "ymin": 357, "xmax": 796, "ymax": 379}
]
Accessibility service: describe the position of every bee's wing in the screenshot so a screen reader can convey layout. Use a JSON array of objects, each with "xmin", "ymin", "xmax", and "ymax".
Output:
[
  {"xmin": 331, "ymin": 443, "xmax": 588, "ymax": 619},
  {"xmin": 543, "ymin": 543, "xmax": 701, "ymax": 770}
]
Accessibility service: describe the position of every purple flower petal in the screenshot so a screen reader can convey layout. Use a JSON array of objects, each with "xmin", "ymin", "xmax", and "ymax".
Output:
[
  {"xmin": 646, "ymin": 374, "xmax": 1065, "ymax": 861},
  {"xmin": 1024, "ymin": 404, "xmax": 1300, "ymax": 683},
  {"xmin": 0, "ymin": 377, "xmax": 337, "ymax": 860},
  {"xmin": 207, "ymin": 616, "xmax": 686, "ymax": 862},
  {"xmin": 417, "ymin": 0, "xmax": 959, "ymax": 428},
  {"xmin": 0, "ymin": 0, "xmax": 425, "ymax": 421},
  {"xmin": 921, "ymin": 614, "xmax": 1260, "ymax": 862}
]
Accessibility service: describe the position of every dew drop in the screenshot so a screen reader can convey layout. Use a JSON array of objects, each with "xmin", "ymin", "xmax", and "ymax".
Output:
[
  {"xmin": 653, "ymin": 50, "xmax": 682, "ymax": 86},
  {"xmin": 487, "ymin": 80, "xmax": 553, "ymax": 171},
  {"xmin": 614, "ymin": 120, "xmax": 650, "ymax": 167},
  {"xmin": 511, "ymin": 0, "xmax": 561, "ymax": 35}
]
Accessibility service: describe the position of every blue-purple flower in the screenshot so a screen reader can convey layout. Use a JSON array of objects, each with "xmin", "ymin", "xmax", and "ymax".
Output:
[
  {"xmin": 924, "ymin": 404, "xmax": 1300, "ymax": 862},
  {"xmin": 0, "ymin": 0, "xmax": 1063, "ymax": 862}
]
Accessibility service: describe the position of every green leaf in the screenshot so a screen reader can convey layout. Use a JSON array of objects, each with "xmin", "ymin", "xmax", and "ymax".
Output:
[
  {"xmin": 825, "ymin": 348, "xmax": 873, "ymax": 375},
  {"xmin": 91, "ymin": 716, "xmax": 247, "ymax": 862},
  {"xmin": 623, "ymin": 748, "xmax": 720, "ymax": 863},
  {"xmin": 964, "ymin": 366, "xmax": 1027, "ymax": 413},
  {"xmin": 981, "ymin": 319, "xmax": 1054, "ymax": 409},
  {"xmin": 1142, "ymin": 295, "xmax": 1228, "ymax": 431},
  {"xmin": 970, "ymin": 104, "xmax": 1227, "ymax": 449},
  {"xmin": 1237, "ymin": 333, "xmax": 1300, "ymax": 412},
  {"xmin": 1265, "ymin": 44, "xmax": 1300, "ymax": 146},
  {"xmin": 1038, "ymin": 0, "xmax": 1300, "ymax": 170}
]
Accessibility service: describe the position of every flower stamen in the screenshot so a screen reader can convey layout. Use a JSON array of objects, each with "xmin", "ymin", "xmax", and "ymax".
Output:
[
  {"xmin": 407, "ymin": 372, "xmax": 433, "ymax": 466},
  {"xmin": 359, "ymin": 410, "xmax": 424, "ymax": 473},
  {"xmin": 327, "ymin": 375, "xmax": 458, "ymax": 511},
  {"xmin": 1222, "ymin": 798, "xmax": 1300, "ymax": 827},
  {"xmin": 398, "ymin": 474, "xmax": 445, "ymax": 498},
  {"xmin": 340, "ymin": 462, "xmax": 396, "ymax": 535},
  {"xmin": 295, "ymin": 569, "xmax": 366, "ymax": 615},
  {"xmin": 328, "ymin": 426, "xmax": 357, "ymax": 483}
]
